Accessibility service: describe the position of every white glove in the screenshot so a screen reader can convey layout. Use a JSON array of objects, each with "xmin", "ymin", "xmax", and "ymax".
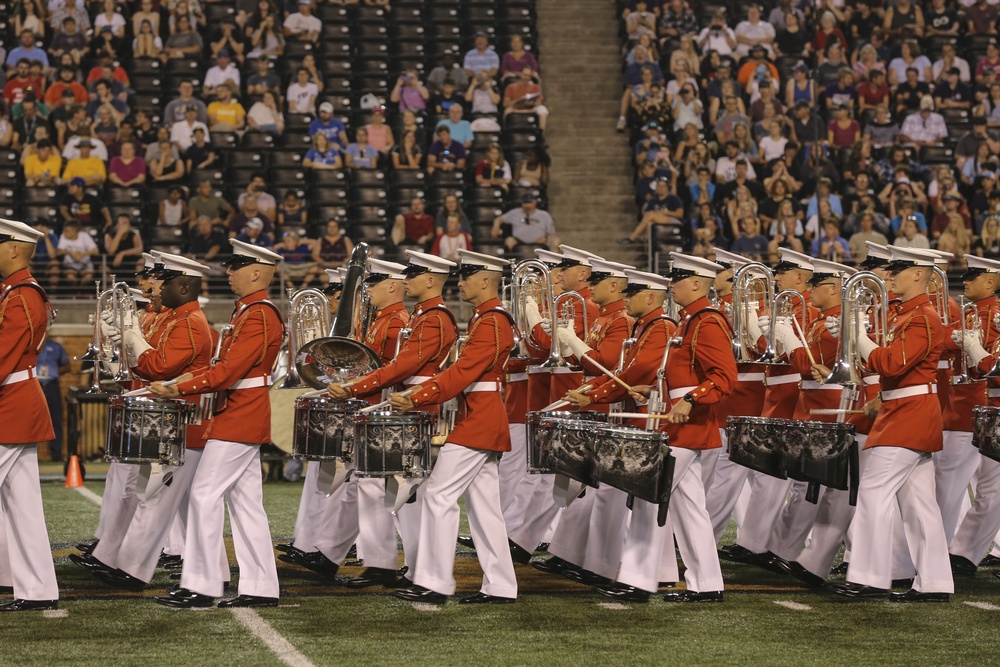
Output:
[
  {"xmin": 824, "ymin": 316, "xmax": 841, "ymax": 339},
  {"xmin": 100, "ymin": 320, "xmax": 122, "ymax": 345},
  {"xmin": 774, "ymin": 321, "xmax": 801, "ymax": 354},
  {"xmin": 102, "ymin": 303, "xmax": 137, "ymax": 333},
  {"xmin": 856, "ymin": 319, "xmax": 877, "ymax": 362},
  {"xmin": 756, "ymin": 314, "xmax": 771, "ymax": 340},
  {"xmin": 523, "ymin": 295, "xmax": 543, "ymax": 330},
  {"xmin": 123, "ymin": 328, "xmax": 153, "ymax": 368},
  {"xmin": 953, "ymin": 330, "xmax": 990, "ymax": 367},
  {"xmin": 557, "ymin": 325, "xmax": 592, "ymax": 359},
  {"xmin": 746, "ymin": 313, "xmax": 763, "ymax": 343}
]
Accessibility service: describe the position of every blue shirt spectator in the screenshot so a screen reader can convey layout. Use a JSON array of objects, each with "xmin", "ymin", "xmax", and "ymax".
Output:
[
  {"xmin": 810, "ymin": 233, "xmax": 852, "ymax": 259},
  {"xmin": 624, "ymin": 61, "xmax": 665, "ymax": 87},
  {"xmin": 463, "ymin": 43, "xmax": 500, "ymax": 76},
  {"xmin": 427, "ymin": 138, "xmax": 467, "ymax": 165},
  {"xmin": 305, "ymin": 147, "xmax": 341, "ymax": 166},
  {"xmin": 5, "ymin": 45, "xmax": 49, "ymax": 69},
  {"xmin": 344, "ymin": 142, "xmax": 379, "ymax": 169},
  {"xmin": 890, "ymin": 211, "xmax": 928, "ymax": 234},
  {"xmin": 689, "ymin": 181, "xmax": 716, "ymax": 204},
  {"xmin": 308, "ymin": 116, "xmax": 347, "ymax": 149},
  {"xmin": 435, "ymin": 118, "xmax": 474, "ymax": 147},
  {"xmin": 731, "ymin": 233, "xmax": 769, "ymax": 259},
  {"xmin": 36, "ymin": 339, "xmax": 69, "ymax": 385},
  {"xmin": 806, "ymin": 193, "xmax": 843, "ymax": 219}
]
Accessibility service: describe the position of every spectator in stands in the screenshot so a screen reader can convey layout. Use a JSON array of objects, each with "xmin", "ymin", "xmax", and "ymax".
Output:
[
  {"xmin": 500, "ymin": 34, "xmax": 539, "ymax": 83},
  {"xmin": 864, "ymin": 104, "xmax": 899, "ymax": 149},
  {"xmin": 810, "ymin": 218, "xmax": 850, "ymax": 260},
  {"xmin": 48, "ymin": 18, "xmax": 88, "ymax": 66},
  {"xmin": 933, "ymin": 42, "xmax": 970, "ymax": 83},
  {"xmin": 503, "ymin": 67, "xmax": 549, "ymax": 130},
  {"xmin": 512, "ymin": 146, "xmax": 548, "ymax": 188},
  {"xmin": 724, "ymin": 185, "xmax": 759, "ymax": 238},
  {"xmin": 209, "ymin": 18, "xmax": 245, "ymax": 64},
  {"xmin": 622, "ymin": 44, "xmax": 663, "ymax": 88},
  {"xmin": 475, "ymin": 144, "xmax": 511, "ymax": 192},
  {"xmin": 3, "ymin": 60, "xmax": 39, "ymax": 107},
  {"xmin": 814, "ymin": 11, "xmax": 848, "ymax": 60},
  {"xmin": 85, "ymin": 80, "xmax": 127, "ymax": 122},
  {"xmin": 465, "ymin": 72, "xmax": 500, "ymax": 118},
  {"xmin": 283, "ymin": 0, "xmax": 321, "ymax": 43},
  {"xmin": 899, "ymin": 96, "xmax": 948, "ymax": 147},
  {"xmin": 203, "ymin": 50, "xmax": 241, "ymax": 99},
  {"xmin": 236, "ymin": 217, "xmax": 274, "ymax": 249},
  {"xmin": 734, "ymin": 5, "xmax": 775, "ymax": 60},
  {"xmin": 935, "ymin": 67, "xmax": 972, "ymax": 110},
  {"xmin": 432, "ymin": 212, "xmax": 472, "ymax": 263},
  {"xmin": 857, "ymin": 69, "xmax": 889, "ymax": 112},
  {"xmin": 238, "ymin": 174, "xmax": 276, "ymax": 219},
  {"xmin": 774, "ymin": 11, "xmax": 810, "ymax": 61},
  {"xmin": 344, "ymin": 128, "xmax": 379, "ymax": 170},
  {"xmin": 816, "ymin": 43, "xmax": 848, "ymax": 88},
  {"xmin": 94, "ymin": 0, "xmax": 125, "ymax": 39},
  {"xmin": 658, "ymin": 0, "xmax": 698, "ymax": 45},
  {"xmin": 161, "ymin": 15, "xmax": 203, "ymax": 64},
  {"xmin": 894, "ymin": 67, "xmax": 930, "ymax": 117},
  {"xmin": 246, "ymin": 91, "xmax": 284, "ymax": 136},
  {"xmin": 937, "ymin": 212, "xmax": 972, "ymax": 259},
  {"xmin": 492, "ymin": 193, "xmax": 556, "ymax": 251},
  {"xmin": 624, "ymin": 0, "xmax": 656, "ymax": 41},
  {"xmin": 303, "ymin": 132, "xmax": 343, "ymax": 170},
  {"xmin": 230, "ymin": 194, "xmax": 272, "ymax": 238},
  {"xmin": 464, "ymin": 32, "xmax": 499, "ymax": 80},
  {"xmin": 56, "ymin": 220, "xmax": 97, "ymax": 286},
  {"xmin": 24, "ymin": 138, "xmax": 60, "ymax": 187},
  {"xmin": 276, "ymin": 190, "xmax": 307, "ymax": 229},
  {"xmin": 893, "ymin": 215, "xmax": 930, "ymax": 249},
  {"xmin": 767, "ymin": 202, "xmax": 806, "ymax": 260},
  {"xmin": 149, "ymin": 138, "xmax": 186, "ymax": 183},
  {"xmin": 390, "ymin": 69, "xmax": 430, "ymax": 114},
  {"xmin": 108, "ymin": 140, "xmax": 146, "ymax": 188},
  {"xmin": 184, "ymin": 127, "xmax": 217, "ymax": 172},
  {"xmin": 313, "ymin": 218, "xmax": 353, "ymax": 269},
  {"xmin": 133, "ymin": 0, "xmax": 160, "ymax": 39},
  {"xmin": 207, "ymin": 84, "xmax": 246, "ymax": 132},
  {"xmin": 432, "ymin": 78, "xmax": 464, "ymax": 116},
  {"xmin": 690, "ymin": 215, "xmax": 727, "ymax": 257},
  {"xmin": 51, "ymin": 0, "xmax": 90, "ymax": 35},
  {"xmin": 714, "ymin": 95, "xmax": 751, "ymax": 144},
  {"xmin": 435, "ymin": 194, "xmax": 472, "ymax": 236},
  {"xmin": 435, "ymin": 104, "xmax": 473, "ymax": 148},
  {"xmin": 853, "ymin": 43, "xmax": 886, "ymax": 83},
  {"xmin": 364, "ymin": 105, "xmax": 395, "ymax": 155},
  {"xmin": 391, "ymin": 197, "xmax": 435, "ymax": 252},
  {"xmin": 975, "ymin": 216, "xmax": 1000, "ymax": 258},
  {"xmin": 823, "ymin": 68, "xmax": 857, "ymax": 112},
  {"xmin": 308, "ymin": 101, "xmax": 348, "ymax": 150},
  {"xmin": 186, "ymin": 214, "xmax": 228, "ymax": 264},
  {"xmin": 621, "ymin": 177, "xmax": 683, "ymax": 245},
  {"xmin": 790, "ymin": 100, "xmax": 825, "ymax": 151},
  {"xmin": 391, "ymin": 130, "xmax": 422, "ymax": 170},
  {"xmin": 671, "ymin": 84, "xmax": 703, "ymax": 133},
  {"xmin": 30, "ymin": 219, "xmax": 60, "ymax": 289},
  {"xmin": 132, "ymin": 108, "xmax": 157, "ymax": 148},
  {"xmin": 158, "ymin": 186, "xmax": 188, "ymax": 227},
  {"xmin": 276, "ymin": 231, "xmax": 317, "ymax": 288},
  {"xmin": 5, "ymin": 30, "xmax": 48, "ymax": 72},
  {"xmin": 247, "ymin": 57, "xmax": 281, "ymax": 99},
  {"xmin": 730, "ymin": 217, "xmax": 768, "ymax": 260},
  {"xmin": 890, "ymin": 197, "xmax": 928, "ymax": 235},
  {"xmin": 61, "ymin": 139, "xmax": 105, "ymax": 186},
  {"xmin": 426, "ymin": 126, "xmax": 466, "ymax": 176},
  {"xmin": 45, "ymin": 67, "xmax": 86, "ymax": 109},
  {"xmin": 889, "ymin": 40, "xmax": 932, "ymax": 86},
  {"xmin": 932, "ymin": 192, "xmax": 972, "ymax": 239},
  {"xmin": 170, "ymin": 104, "xmax": 208, "ymax": 150},
  {"xmin": 104, "ymin": 213, "xmax": 143, "ymax": 270},
  {"xmin": 246, "ymin": 11, "xmax": 285, "ymax": 60},
  {"xmin": 784, "ymin": 62, "xmax": 816, "ymax": 108},
  {"xmin": 697, "ymin": 9, "xmax": 736, "ymax": 58},
  {"xmin": 967, "ymin": 0, "xmax": 998, "ymax": 35},
  {"xmin": 957, "ymin": 117, "xmax": 1000, "ymax": 170},
  {"xmin": 63, "ymin": 122, "xmax": 108, "ymax": 161},
  {"xmin": 737, "ymin": 44, "xmax": 778, "ymax": 90},
  {"xmin": 428, "ymin": 50, "xmax": 468, "ymax": 94},
  {"xmin": 687, "ymin": 165, "xmax": 715, "ymax": 207},
  {"xmin": 189, "ymin": 179, "xmax": 234, "ymax": 230},
  {"xmin": 164, "ymin": 81, "xmax": 208, "ymax": 127},
  {"xmin": 848, "ymin": 211, "xmax": 890, "ymax": 261},
  {"xmin": 286, "ymin": 67, "xmax": 317, "ymax": 114},
  {"xmin": 827, "ymin": 104, "xmax": 861, "ymax": 149}
]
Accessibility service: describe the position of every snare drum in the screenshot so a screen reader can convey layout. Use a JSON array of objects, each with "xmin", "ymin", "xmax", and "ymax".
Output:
[
  {"xmin": 726, "ymin": 416, "xmax": 789, "ymax": 479},
  {"xmin": 105, "ymin": 395, "xmax": 195, "ymax": 466},
  {"xmin": 973, "ymin": 405, "xmax": 1000, "ymax": 463},
  {"xmin": 592, "ymin": 424, "xmax": 672, "ymax": 504},
  {"xmin": 353, "ymin": 411, "xmax": 434, "ymax": 478},
  {"xmin": 292, "ymin": 397, "xmax": 367, "ymax": 461},
  {"xmin": 526, "ymin": 410, "xmax": 606, "ymax": 475},
  {"xmin": 782, "ymin": 420, "xmax": 856, "ymax": 489}
]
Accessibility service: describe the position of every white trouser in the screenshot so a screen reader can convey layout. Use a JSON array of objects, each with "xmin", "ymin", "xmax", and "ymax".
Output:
[
  {"xmin": 580, "ymin": 486, "xmax": 630, "ymax": 580},
  {"xmin": 546, "ymin": 486, "xmax": 598, "ymax": 567},
  {"xmin": 292, "ymin": 462, "xmax": 328, "ymax": 551},
  {"xmin": 499, "ymin": 424, "xmax": 528, "ymax": 513},
  {"xmin": 94, "ymin": 461, "xmax": 140, "ymax": 545},
  {"xmin": 767, "ymin": 480, "xmax": 822, "ymax": 561},
  {"xmin": 736, "ymin": 474, "xmax": 793, "ymax": 554},
  {"xmin": 0, "ymin": 445, "xmax": 59, "ymax": 600},
  {"xmin": 951, "ymin": 456, "xmax": 1000, "ymax": 565},
  {"xmin": 357, "ymin": 477, "xmax": 404, "ymax": 571},
  {"xmin": 394, "ymin": 499, "xmax": 421, "ymax": 572},
  {"xmin": 617, "ymin": 449, "xmax": 723, "ymax": 594},
  {"xmin": 846, "ymin": 447, "xmax": 953, "ymax": 593},
  {"xmin": 165, "ymin": 514, "xmax": 185, "ymax": 556},
  {"xmin": 412, "ymin": 444, "xmax": 517, "ymax": 598},
  {"xmin": 0, "ymin": 504, "xmax": 10, "ymax": 587},
  {"xmin": 180, "ymin": 440, "xmax": 279, "ymax": 599},
  {"xmin": 503, "ymin": 468, "xmax": 545, "ymax": 533},
  {"xmin": 707, "ymin": 431, "xmax": 754, "ymax": 541},
  {"xmin": 108, "ymin": 450, "xmax": 228, "ymax": 583},
  {"xmin": 933, "ymin": 431, "xmax": 981, "ymax": 544},
  {"xmin": 314, "ymin": 476, "xmax": 360, "ymax": 565},
  {"xmin": 507, "ymin": 474, "xmax": 560, "ymax": 552}
]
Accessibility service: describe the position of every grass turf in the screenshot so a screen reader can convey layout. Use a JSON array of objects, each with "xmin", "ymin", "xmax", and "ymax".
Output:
[{"xmin": 2, "ymin": 479, "xmax": 999, "ymax": 667}]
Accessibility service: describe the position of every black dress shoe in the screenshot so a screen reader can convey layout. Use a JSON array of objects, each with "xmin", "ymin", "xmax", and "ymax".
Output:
[
  {"xmin": 594, "ymin": 583, "xmax": 650, "ymax": 603},
  {"xmin": 980, "ymin": 554, "xmax": 1000, "ymax": 567},
  {"xmin": 297, "ymin": 552, "xmax": 340, "ymax": 579},
  {"xmin": 663, "ymin": 590, "xmax": 724, "ymax": 603},
  {"xmin": 346, "ymin": 544, "xmax": 357, "ymax": 560},
  {"xmin": 757, "ymin": 551, "xmax": 790, "ymax": 574},
  {"xmin": 826, "ymin": 582, "xmax": 889, "ymax": 599},
  {"xmin": 457, "ymin": 535, "xmax": 476, "ymax": 550},
  {"xmin": 775, "ymin": 559, "xmax": 826, "ymax": 588},
  {"xmin": 343, "ymin": 567, "xmax": 399, "ymax": 588},
  {"xmin": 392, "ymin": 586, "xmax": 447, "ymax": 604},
  {"xmin": 92, "ymin": 568, "xmax": 146, "ymax": 592},
  {"xmin": 830, "ymin": 561, "xmax": 849, "ymax": 575},
  {"xmin": 0, "ymin": 586, "xmax": 12, "ymax": 594},
  {"xmin": 76, "ymin": 540, "xmax": 98, "ymax": 555},
  {"xmin": 889, "ymin": 589, "xmax": 949, "ymax": 603},
  {"xmin": 384, "ymin": 576, "xmax": 413, "ymax": 589},
  {"xmin": 531, "ymin": 556, "xmax": 568, "ymax": 575},
  {"xmin": 0, "ymin": 599, "xmax": 58, "ymax": 612},
  {"xmin": 891, "ymin": 578, "xmax": 914, "ymax": 589},
  {"xmin": 153, "ymin": 588, "xmax": 215, "ymax": 608},
  {"xmin": 69, "ymin": 553, "xmax": 112, "ymax": 573},
  {"xmin": 459, "ymin": 592, "xmax": 516, "ymax": 604},
  {"xmin": 163, "ymin": 559, "xmax": 184, "ymax": 571},
  {"xmin": 158, "ymin": 553, "xmax": 182, "ymax": 567},
  {"xmin": 218, "ymin": 595, "xmax": 279, "ymax": 608},
  {"xmin": 950, "ymin": 554, "xmax": 978, "ymax": 576},
  {"xmin": 274, "ymin": 543, "xmax": 297, "ymax": 554},
  {"xmin": 563, "ymin": 567, "xmax": 611, "ymax": 587},
  {"xmin": 509, "ymin": 540, "xmax": 532, "ymax": 565},
  {"xmin": 717, "ymin": 544, "xmax": 763, "ymax": 565},
  {"xmin": 537, "ymin": 542, "xmax": 550, "ymax": 553}
]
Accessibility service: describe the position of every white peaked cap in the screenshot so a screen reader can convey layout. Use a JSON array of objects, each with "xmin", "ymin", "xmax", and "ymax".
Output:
[
  {"xmin": 669, "ymin": 252, "xmax": 724, "ymax": 279},
  {"xmin": 403, "ymin": 249, "xmax": 456, "ymax": 275},
  {"xmin": 0, "ymin": 217, "xmax": 44, "ymax": 243}
]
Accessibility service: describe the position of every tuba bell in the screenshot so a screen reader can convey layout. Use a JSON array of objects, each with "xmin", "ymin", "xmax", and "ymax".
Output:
[
  {"xmin": 278, "ymin": 287, "xmax": 332, "ymax": 389},
  {"xmin": 731, "ymin": 262, "xmax": 774, "ymax": 363},
  {"xmin": 824, "ymin": 271, "xmax": 888, "ymax": 386}
]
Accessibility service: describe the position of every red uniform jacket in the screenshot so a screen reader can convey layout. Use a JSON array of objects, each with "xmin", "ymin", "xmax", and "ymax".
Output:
[
  {"xmin": 789, "ymin": 304, "xmax": 853, "ymax": 422},
  {"xmin": 504, "ymin": 348, "xmax": 546, "ymax": 424},
  {"xmin": 176, "ymin": 290, "xmax": 284, "ymax": 445},
  {"xmin": 942, "ymin": 295, "xmax": 999, "ymax": 432},
  {"xmin": 410, "ymin": 298, "xmax": 515, "ymax": 452},
  {"xmin": 663, "ymin": 297, "xmax": 737, "ymax": 449},
  {"xmin": 0, "ymin": 269, "xmax": 54, "ymax": 444},
  {"xmin": 530, "ymin": 286, "xmax": 600, "ymax": 352},
  {"xmin": 571, "ymin": 299, "xmax": 633, "ymax": 415},
  {"xmin": 349, "ymin": 297, "xmax": 455, "ymax": 398},
  {"xmin": 865, "ymin": 293, "xmax": 947, "ymax": 452},
  {"xmin": 352, "ymin": 300, "xmax": 409, "ymax": 405},
  {"xmin": 714, "ymin": 292, "xmax": 767, "ymax": 422},
  {"xmin": 761, "ymin": 290, "xmax": 820, "ymax": 419},
  {"xmin": 133, "ymin": 301, "xmax": 214, "ymax": 448}
]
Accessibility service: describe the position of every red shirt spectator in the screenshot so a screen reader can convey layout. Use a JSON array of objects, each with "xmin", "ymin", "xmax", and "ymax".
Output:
[
  {"xmin": 3, "ymin": 74, "xmax": 44, "ymax": 106},
  {"xmin": 44, "ymin": 80, "xmax": 88, "ymax": 107}
]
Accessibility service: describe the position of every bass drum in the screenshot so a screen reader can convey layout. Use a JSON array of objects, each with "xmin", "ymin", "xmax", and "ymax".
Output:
[{"xmin": 269, "ymin": 380, "xmax": 312, "ymax": 454}]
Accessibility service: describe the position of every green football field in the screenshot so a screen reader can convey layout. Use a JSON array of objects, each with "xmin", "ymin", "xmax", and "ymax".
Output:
[{"xmin": 4, "ymin": 471, "xmax": 1000, "ymax": 667}]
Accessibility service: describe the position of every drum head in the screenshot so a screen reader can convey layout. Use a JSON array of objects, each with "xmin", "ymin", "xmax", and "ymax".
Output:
[
  {"xmin": 296, "ymin": 337, "xmax": 382, "ymax": 389},
  {"xmin": 270, "ymin": 383, "xmax": 312, "ymax": 454}
]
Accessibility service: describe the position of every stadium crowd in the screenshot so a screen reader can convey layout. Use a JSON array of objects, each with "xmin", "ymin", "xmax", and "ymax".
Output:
[{"xmin": 616, "ymin": 0, "xmax": 1000, "ymax": 271}]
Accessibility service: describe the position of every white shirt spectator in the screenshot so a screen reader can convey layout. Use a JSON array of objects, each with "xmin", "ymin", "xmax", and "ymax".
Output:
[
  {"xmin": 714, "ymin": 156, "xmax": 757, "ymax": 183},
  {"xmin": 734, "ymin": 20, "xmax": 775, "ymax": 59},
  {"xmin": 94, "ymin": 12, "xmax": 126, "ymax": 35},
  {"xmin": 286, "ymin": 81, "xmax": 318, "ymax": 113},
  {"xmin": 501, "ymin": 206, "xmax": 554, "ymax": 244},
  {"xmin": 759, "ymin": 135, "xmax": 789, "ymax": 161},
  {"xmin": 932, "ymin": 56, "xmax": 971, "ymax": 82},
  {"xmin": 57, "ymin": 230, "xmax": 97, "ymax": 271},
  {"xmin": 899, "ymin": 110, "xmax": 948, "ymax": 144},
  {"xmin": 62, "ymin": 136, "xmax": 109, "ymax": 161},
  {"xmin": 204, "ymin": 63, "xmax": 241, "ymax": 91},
  {"xmin": 283, "ymin": 11, "xmax": 321, "ymax": 36},
  {"xmin": 170, "ymin": 119, "xmax": 210, "ymax": 150},
  {"xmin": 888, "ymin": 55, "xmax": 933, "ymax": 82},
  {"xmin": 697, "ymin": 26, "xmax": 737, "ymax": 57}
]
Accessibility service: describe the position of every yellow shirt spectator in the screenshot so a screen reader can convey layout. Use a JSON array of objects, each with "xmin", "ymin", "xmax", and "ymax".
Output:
[
  {"xmin": 62, "ymin": 156, "xmax": 108, "ymax": 186},
  {"xmin": 24, "ymin": 152, "xmax": 63, "ymax": 185},
  {"xmin": 207, "ymin": 100, "xmax": 246, "ymax": 128}
]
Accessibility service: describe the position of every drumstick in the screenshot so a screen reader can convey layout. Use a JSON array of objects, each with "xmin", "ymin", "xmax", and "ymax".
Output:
[
  {"xmin": 542, "ymin": 383, "xmax": 593, "ymax": 412},
  {"xmin": 300, "ymin": 388, "xmax": 329, "ymax": 399},
  {"xmin": 359, "ymin": 388, "xmax": 416, "ymax": 414},
  {"xmin": 123, "ymin": 379, "xmax": 176, "ymax": 398},
  {"xmin": 809, "ymin": 408, "xmax": 867, "ymax": 415},
  {"xmin": 580, "ymin": 357, "xmax": 638, "ymax": 396},
  {"xmin": 610, "ymin": 412, "xmax": 672, "ymax": 420},
  {"xmin": 790, "ymin": 317, "xmax": 816, "ymax": 366}
]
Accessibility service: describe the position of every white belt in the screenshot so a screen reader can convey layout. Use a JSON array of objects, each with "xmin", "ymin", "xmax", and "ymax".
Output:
[
  {"xmin": 800, "ymin": 380, "xmax": 846, "ymax": 391},
  {"xmin": 764, "ymin": 374, "xmax": 800, "ymax": 387},
  {"xmin": 938, "ymin": 360, "xmax": 951, "ymax": 369},
  {"xmin": 668, "ymin": 385, "xmax": 698, "ymax": 400},
  {"xmin": 864, "ymin": 375, "xmax": 881, "ymax": 386},
  {"xmin": 464, "ymin": 381, "xmax": 502, "ymax": 394},
  {"xmin": 405, "ymin": 375, "xmax": 432, "ymax": 385},
  {"xmin": 880, "ymin": 384, "xmax": 937, "ymax": 401},
  {"xmin": 738, "ymin": 372, "xmax": 766, "ymax": 382},
  {"xmin": 507, "ymin": 373, "xmax": 528, "ymax": 382},
  {"xmin": 585, "ymin": 375, "xmax": 599, "ymax": 382},
  {"xmin": 230, "ymin": 377, "xmax": 271, "ymax": 390},
  {"xmin": 1, "ymin": 368, "xmax": 35, "ymax": 386},
  {"xmin": 988, "ymin": 389, "xmax": 1000, "ymax": 398}
]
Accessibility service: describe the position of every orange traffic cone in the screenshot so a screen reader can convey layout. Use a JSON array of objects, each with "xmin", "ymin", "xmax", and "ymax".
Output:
[{"xmin": 65, "ymin": 455, "xmax": 84, "ymax": 488}]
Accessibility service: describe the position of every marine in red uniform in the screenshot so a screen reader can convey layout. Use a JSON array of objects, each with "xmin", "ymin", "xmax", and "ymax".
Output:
[
  {"xmin": 150, "ymin": 239, "xmax": 285, "ymax": 609},
  {"xmin": 390, "ymin": 250, "xmax": 518, "ymax": 605},
  {"xmin": 830, "ymin": 246, "xmax": 954, "ymax": 601},
  {"xmin": 0, "ymin": 218, "xmax": 59, "ymax": 611}
]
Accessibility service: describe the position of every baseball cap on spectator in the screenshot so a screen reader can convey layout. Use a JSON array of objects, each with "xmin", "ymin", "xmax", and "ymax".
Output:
[
  {"xmin": 943, "ymin": 192, "xmax": 962, "ymax": 202},
  {"xmin": 318, "ymin": 101, "xmax": 334, "ymax": 114},
  {"xmin": 750, "ymin": 44, "xmax": 766, "ymax": 55},
  {"xmin": 521, "ymin": 192, "xmax": 538, "ymax": 204},
  {"xmin": 643, "ymin": 121, "xmax": 660, "ymax": 131},
  {"xmin": 246, "ymin": 218, "xmax": 264, "ymax": 230},
  {"xmin": 792, "ymin": 61, "xmax": 809, "ymax": 73},
  {"xmin": 982, "ymin": 171, "xmax": 997, "ymax": 181},
  {"xmin": 218, "ymin": 49, "xmax": 231, "ymax": 59},
  {"xmin": 69, "ymin": 177, "xmax": 85, "ymax": 187},
  {"xmin": 474, "ymin": 31, "xmax": 487, "ymax": 38},
  {"xmin": 78, "ymin": 139, "xmax": 93, "ymax": 148},
  {"xmin": 37, "ymin": 139, "xmax": 51, "ymax": 149}
]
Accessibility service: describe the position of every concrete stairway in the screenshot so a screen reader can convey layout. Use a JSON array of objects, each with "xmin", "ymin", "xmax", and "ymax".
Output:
[{"xmin": 537, "ymin": 0, "xmax": 643, "ymax": 266}]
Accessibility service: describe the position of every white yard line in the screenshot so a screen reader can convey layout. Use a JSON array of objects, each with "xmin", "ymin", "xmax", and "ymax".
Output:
[
  {"xmin": 596, "ymin": 602, "xmax": 630, "ymax": 610},
  {"xmin": 964, "ymin": 601, "xmax": 1000, "ymax": 611},
  {"xmin": 43, "ymin": 609, "xmax": 68, "ymax": 619},
  {"xmin": 229, "ymin": 608, "xmax": 316, "ymax": 667},
  {"xmin": 774, "ymin": 600, "xmax": 812, "ymax": 611},
  {"xmin": 411, "ymin": 602, "xmax": 443, "ymax": 612},
  {"xmin": 73, "ymin": 486, "xmax": 104, "ymax": 506}
]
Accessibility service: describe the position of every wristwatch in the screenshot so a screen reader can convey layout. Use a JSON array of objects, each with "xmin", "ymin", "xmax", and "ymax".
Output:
[{"xmin": 682, "ymin": 393, "xmax": 697, "ymax": 406}]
